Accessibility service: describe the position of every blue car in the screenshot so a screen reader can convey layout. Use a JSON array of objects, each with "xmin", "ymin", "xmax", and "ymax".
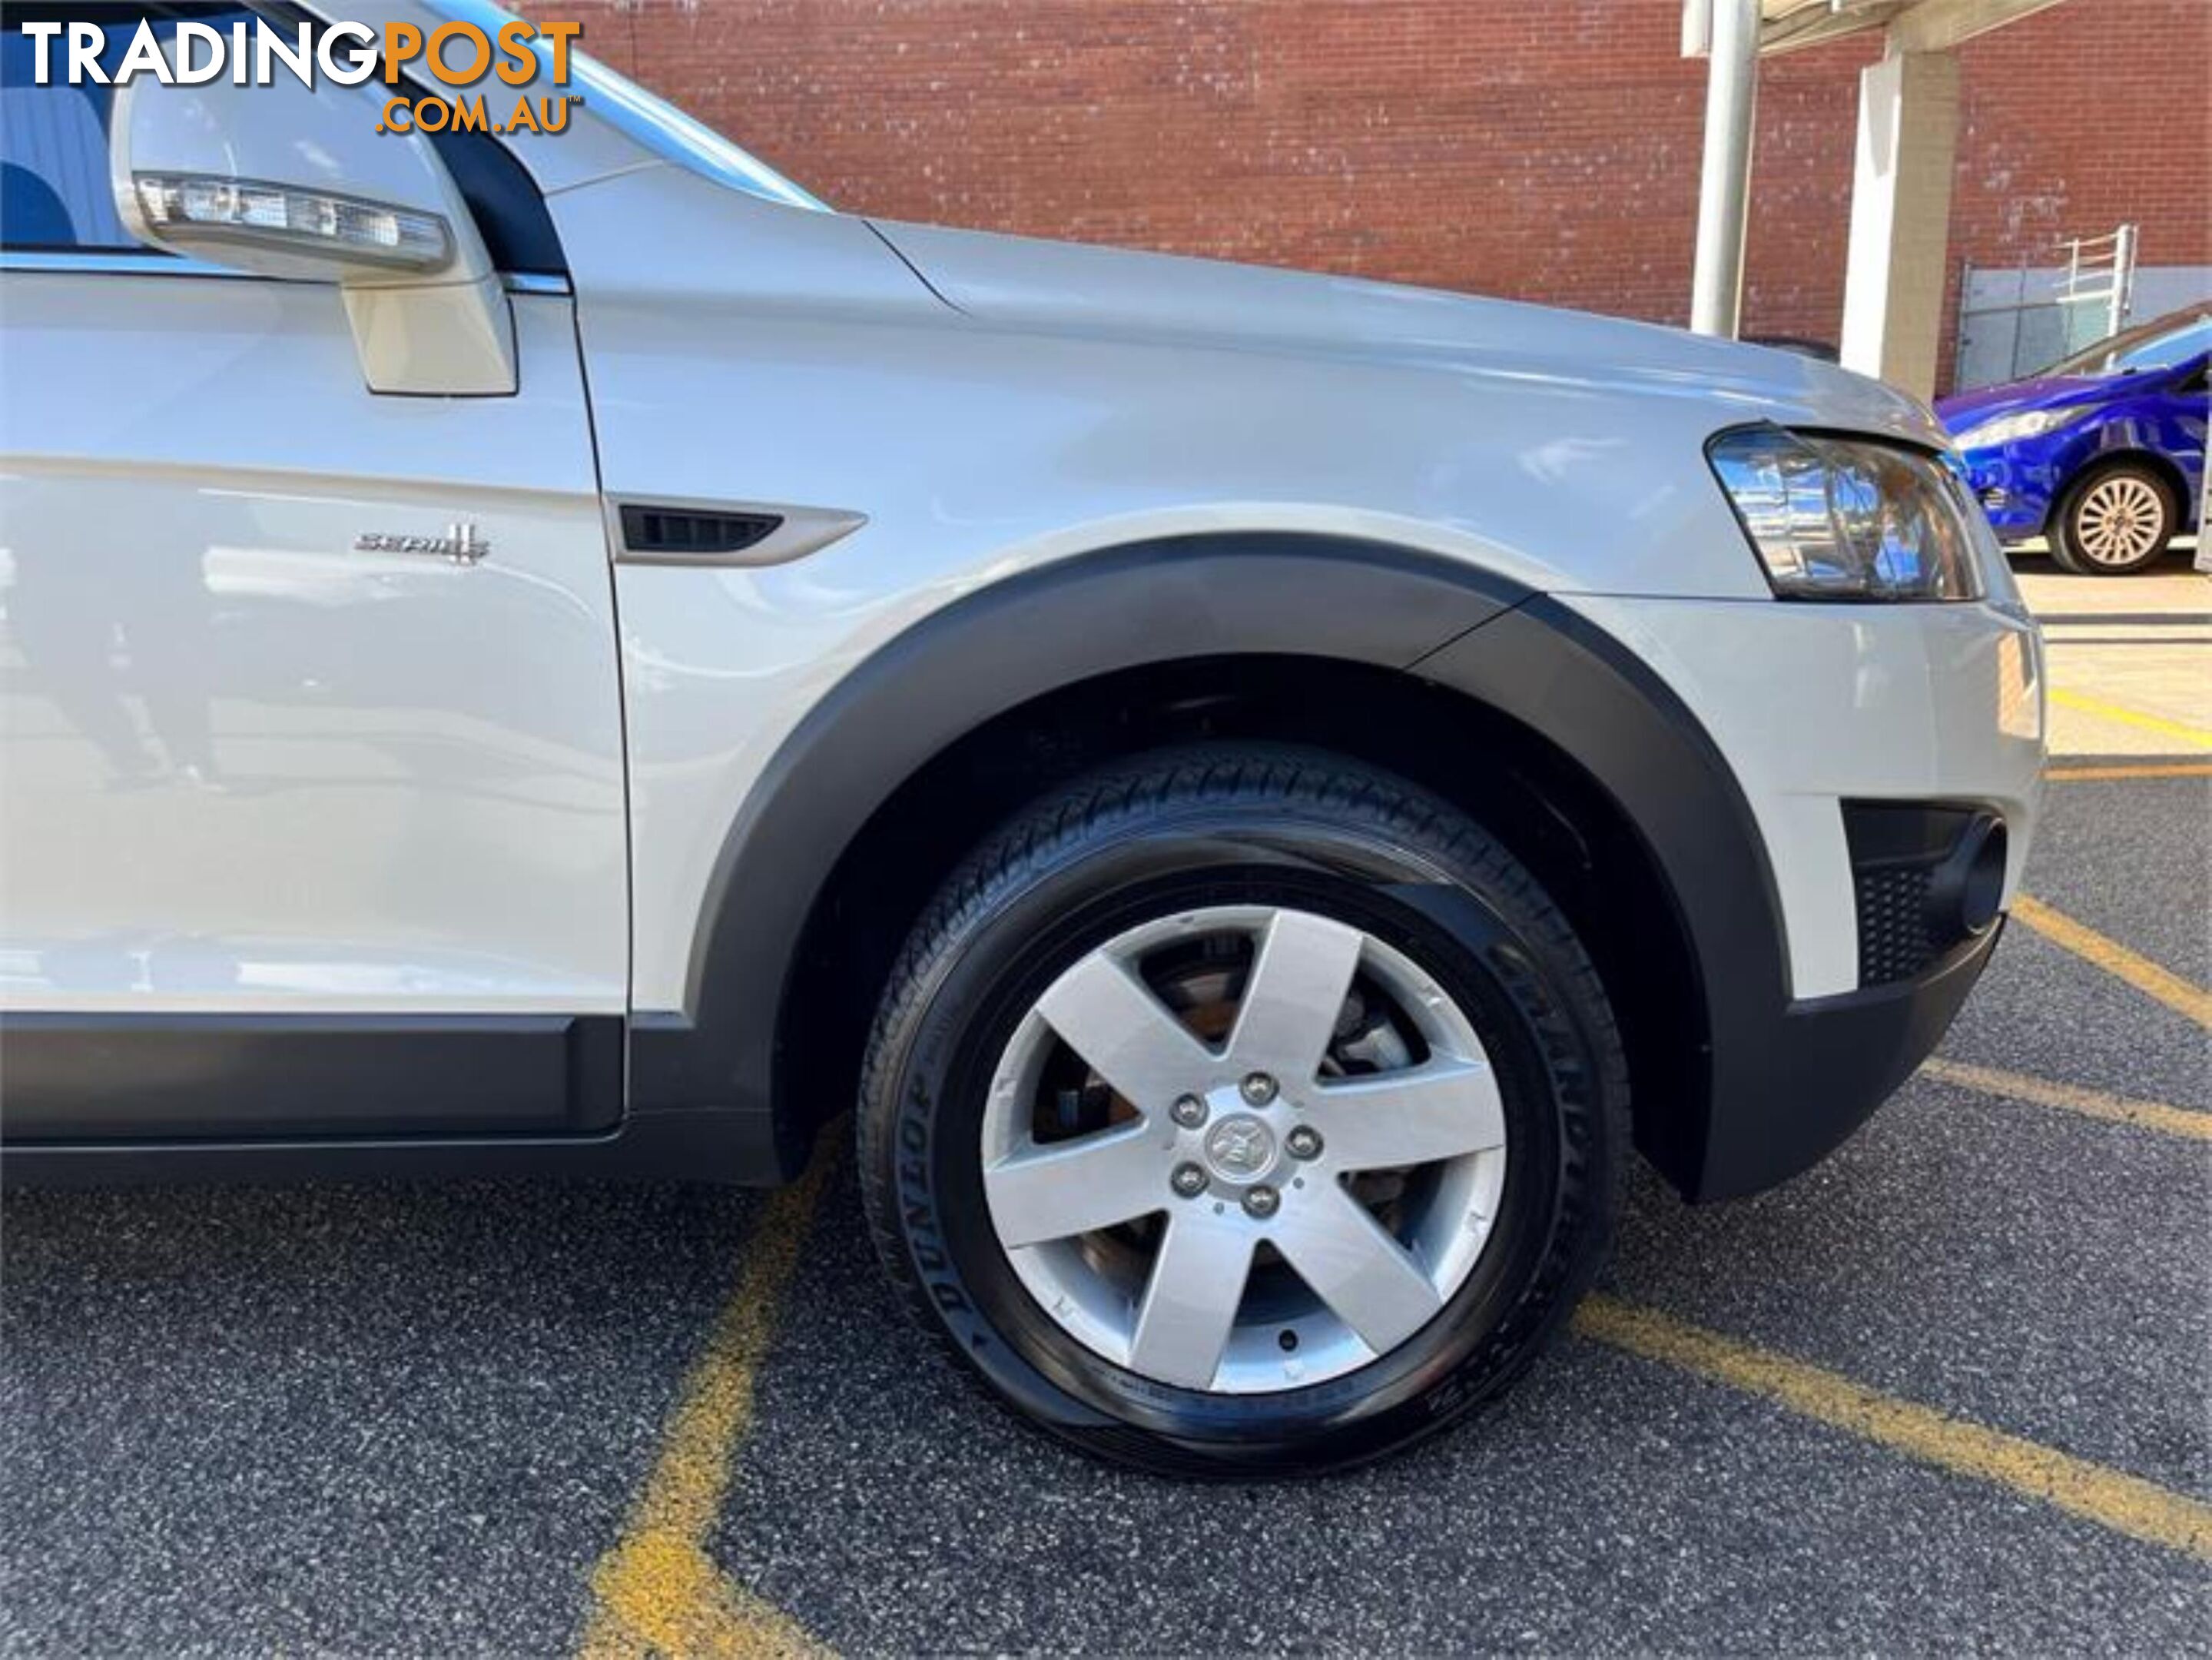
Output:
[{"xmin": 1938, "ymin": 307, "xmax": 2208, "ymax": 574}]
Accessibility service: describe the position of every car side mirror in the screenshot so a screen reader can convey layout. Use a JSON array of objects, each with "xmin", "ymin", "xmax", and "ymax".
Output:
[{"xmin": 110, "ymin": 67, "xmax": 516, "ymax": 395}]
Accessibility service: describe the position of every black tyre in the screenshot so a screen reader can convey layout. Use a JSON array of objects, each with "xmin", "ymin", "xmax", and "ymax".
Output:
[
  {"xmin": 2049, "ymin": 460, "xmax": 2178, "ymax": 574},
  {"xmin": 857, "ymin": 745, "xmax": 1628, "ymax": 1476}
]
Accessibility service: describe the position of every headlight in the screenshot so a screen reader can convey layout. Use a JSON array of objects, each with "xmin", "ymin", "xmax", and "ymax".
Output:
[
  {"xmin": 1955, "ymin": 407, "xmax": 2076, "ymax": 449},
  {"xmin": 1707, "ymin": 427, "xmax": 1983, "ymax": 602}
]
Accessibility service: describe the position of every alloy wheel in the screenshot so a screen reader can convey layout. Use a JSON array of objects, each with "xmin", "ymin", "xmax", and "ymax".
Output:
[
  {"xmin": 980, "ymin": 904, "xmax": 1508, "ymax": 1394},
  {"xmin": 2072, "ymin": 472, "xmax": 2168, "ymax": 566}
]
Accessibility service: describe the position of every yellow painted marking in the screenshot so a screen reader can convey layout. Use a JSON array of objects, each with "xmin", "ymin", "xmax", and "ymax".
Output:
[
  {"xmin": 577, "ymin": 1139, "xmax": 840, "ymax": 1660},
  {"xmin": 2048, "ymin": 688, "xmax": 2212, "ymax": 751},
  {"xmin": 583, "ymin": 1531, "xmax": 824, "ymax": 1660},
  {"xmin": 2012, "ymin": 893, "xmax": 2212, "ymax": 1032},
  {"xmin": 1921, "ymin": 1057, "xmax": 2212, "ymax": 1140},
  {"xmin": 1574, "ymin": 1296, "xmax": 2212, "ymax": 1561},
  {"xmin": 2045, "ymin": 762, "xmax": 2212, "ymax": 782}
]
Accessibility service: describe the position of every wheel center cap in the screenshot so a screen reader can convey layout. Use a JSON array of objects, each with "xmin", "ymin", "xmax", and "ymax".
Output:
[{"xmin": 1201, "ymin": 1114, "xmax": 1277, "ymax": 1183}]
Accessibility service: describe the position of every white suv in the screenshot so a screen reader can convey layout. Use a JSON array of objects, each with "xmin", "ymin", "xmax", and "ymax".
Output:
[{"xmin": 0, "ymin": 0, "xmax": 2044, "ymax": 1473}]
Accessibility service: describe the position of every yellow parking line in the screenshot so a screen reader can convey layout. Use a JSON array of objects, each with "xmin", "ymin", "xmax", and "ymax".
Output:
[
  {"xmin": 577, "ymin": 1138, "xmax": 841, "ymax": 1660},
  {"xmin": 1574, "ymin": 1296, "xmax": 2212, "ymax": 1561},
  {"xmin": 1920, "ymin": 1057, "xmax": 2212, "ymax": 1140},
  {"xmin": 586, "ymin": 1531, "xmax": 824, "ymax": 1660},
  {"xmin": 2048, "ymin": 689, "xmax": 2212, "ymax": 751},
  {"xmin": 2012, "ymin": 894, "xmax": 2212, "ymax": 1032},
  {"xmin": 2044, "ymin": 762, "xmax": 2212, "ymax": 782}
]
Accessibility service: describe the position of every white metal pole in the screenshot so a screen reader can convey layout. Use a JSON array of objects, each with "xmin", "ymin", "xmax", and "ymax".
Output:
[
  {"xmin": 1690, "ymin": 0, "xmax": 1759, "ymax": 337},
  {"xmin": 2111, "ymin": 221, "xmax": 2137, "ymax": 336}
]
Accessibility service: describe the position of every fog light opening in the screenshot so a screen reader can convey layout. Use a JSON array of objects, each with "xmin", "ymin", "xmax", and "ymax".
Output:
[{"xmin": 1933, "ymin": 813, "xmax": 2008, "ymax": 939}]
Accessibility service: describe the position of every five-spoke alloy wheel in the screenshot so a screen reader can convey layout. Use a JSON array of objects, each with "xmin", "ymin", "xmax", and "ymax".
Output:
[{"xmin": 860, "ymin": 746, "xmax": 1628, "ymax": 1476}]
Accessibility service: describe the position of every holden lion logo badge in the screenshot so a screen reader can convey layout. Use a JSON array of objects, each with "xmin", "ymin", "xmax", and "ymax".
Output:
[{"xmin": 1202, "ymin": 1115, "xmax": 1276, "ymax": 1179}]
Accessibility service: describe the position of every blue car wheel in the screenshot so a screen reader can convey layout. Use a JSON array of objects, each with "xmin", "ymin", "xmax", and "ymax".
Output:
[{"xmin": 2050, "ymin": 460, "xmax": 2179, "ymax": 576}]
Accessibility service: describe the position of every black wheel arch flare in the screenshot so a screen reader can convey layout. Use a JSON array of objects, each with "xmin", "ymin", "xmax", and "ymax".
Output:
[{"xmin": 630, "ymin": 531, "xmax": 1828, "ymax": 1200}]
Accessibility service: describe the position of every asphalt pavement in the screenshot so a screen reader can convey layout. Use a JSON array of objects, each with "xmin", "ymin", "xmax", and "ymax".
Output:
[{"xmin": 4, "ymin": 558, "xmax": 2208, "ymax": 1657}]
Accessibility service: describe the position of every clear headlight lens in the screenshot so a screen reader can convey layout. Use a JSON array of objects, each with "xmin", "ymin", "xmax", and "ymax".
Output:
[
  {"xmin": 1955, "ymin": 407, "xmax": 2074, "ymax": 450},
  {"xmin": 1708, "ymin": 427, "xmax": 1983, "ymax": 602}
]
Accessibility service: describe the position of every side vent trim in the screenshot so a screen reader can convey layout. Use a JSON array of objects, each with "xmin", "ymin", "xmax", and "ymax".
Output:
[
  {"xmin": 609, "ymin": 497, "xmax": 868, "ymax": 568},
  {"xmin": 620, "ymin": 505, "xmax": 781, "ymax": 556}
]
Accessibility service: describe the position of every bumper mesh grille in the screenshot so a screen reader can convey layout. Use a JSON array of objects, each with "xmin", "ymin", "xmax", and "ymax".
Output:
[
  {"xmin": 1854, "ymin": 863, "xmax": 1943, "ymax": 988},
  {"xmin": 1844, "ymin": 802, "xmax": 2005, "ymax": 990}
]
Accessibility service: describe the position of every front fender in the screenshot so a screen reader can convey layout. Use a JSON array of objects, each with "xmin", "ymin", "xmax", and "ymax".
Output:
[
  {"xmin": 627, "ymin": 534, "xmax": 1524, "ymax": 1162},
  {"xmin": 626, "ymin": 533, "xmax": 1800, "ymax": 1200}
]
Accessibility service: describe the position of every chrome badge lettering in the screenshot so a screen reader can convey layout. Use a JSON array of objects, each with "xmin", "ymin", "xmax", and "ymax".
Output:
[{"xmin": 354, "ymin": 523, "xmax": 490, "ymax": 564}]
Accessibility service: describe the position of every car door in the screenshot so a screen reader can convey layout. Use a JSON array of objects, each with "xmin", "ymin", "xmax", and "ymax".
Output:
[
  {"xmin": 0, "ymin": 5, "xmax": 628, "ymax": 1140},
  {"xmin": 2144, "ymin": 345, "xmax": 2209, "ymax": 523}
]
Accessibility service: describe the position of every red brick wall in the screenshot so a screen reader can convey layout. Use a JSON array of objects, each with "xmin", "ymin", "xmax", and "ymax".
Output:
[{"xmin": 535, "ymin": 0, "xmax": 2210, "ymax": 390}]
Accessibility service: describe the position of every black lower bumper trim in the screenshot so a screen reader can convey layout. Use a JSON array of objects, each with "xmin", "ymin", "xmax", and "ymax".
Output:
[{"xmin": 1688, "ymin": 921, "xmax": 2002, "ymax": 1200}]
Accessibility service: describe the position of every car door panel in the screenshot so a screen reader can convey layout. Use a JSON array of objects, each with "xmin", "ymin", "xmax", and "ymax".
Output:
[{"xmin": 0, "ymin": 274, "xmax": 627, "ymax": 1032}]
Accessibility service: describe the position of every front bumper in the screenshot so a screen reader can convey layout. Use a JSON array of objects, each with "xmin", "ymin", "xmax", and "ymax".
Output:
[
  {"xmin": 1700, "ymin": 925, "xmax": 2001, "ymax": 1197},
  {"xmin": 1550, "ymin": 590, "xmax": 2043, "ymax": 1197},
  {"xmin": 1560, "ymin": 593, "xmax": 2044, "ymax": 1001},
  {"xmin": 1956, "ymin": 448, "xmax": 2061, "ymax": 538}
]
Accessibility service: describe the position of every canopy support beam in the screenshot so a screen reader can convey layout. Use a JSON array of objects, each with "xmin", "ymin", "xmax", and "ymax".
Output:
[
  {"xmin": 1683, "ymin": 0, "xmax": 2074, "ymax": 390},
  {"xmin": 1839, "ymin": 43, "xmax": 1961, "ymax": 397}
]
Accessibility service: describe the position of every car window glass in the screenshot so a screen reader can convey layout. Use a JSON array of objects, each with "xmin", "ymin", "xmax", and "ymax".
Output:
[
  {"xmin": 6, "ymin": 5, "xmax": 565, "ymax": 274},
  {"xmin": 426, "ymin": 0, "xmax": 828, "ymax": 211},
  {"xmin": 2110, "ymin": 320, "xmax": 2210, "ymax": 373},
  {"xmin": 1, "ymin": 6, "xmax": 256, "ymax": 253},
  {"xmin": 2047, "ymin": 312, "xmax": 2211, "ymax": 377}
]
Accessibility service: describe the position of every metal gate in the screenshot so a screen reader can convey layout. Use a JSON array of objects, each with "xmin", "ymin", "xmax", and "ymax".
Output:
[{"xmin": 1955, "ymin": 225, "xmax": 2137, "ymax": 391}]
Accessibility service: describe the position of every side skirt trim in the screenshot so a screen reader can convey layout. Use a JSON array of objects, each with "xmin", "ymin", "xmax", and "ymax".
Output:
[
  {"xmin": 0, "ymin": 1107, "xmax": 781, "ymax": 1189},
  {"xmin": 0, "ymin": 1012, "xmax": 624, "ymax": 1143}
]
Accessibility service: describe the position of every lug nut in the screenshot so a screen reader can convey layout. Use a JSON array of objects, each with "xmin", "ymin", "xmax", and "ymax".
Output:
[
  {"xmin": 1240, "ymin": 1071, "xmax": 1278, "ymax": 1105},
  {"xmin": 1285, "ymin": 1125, "xmax": 1323, "ymax": 1160},
  {"xmin": 1170, "ymin": 1162, "xmax": 1208, "ymax": 1197},
  {"xmin": 1242, "ymin": 1184, "xmax": 1281, "ymax": 1219},
  {"xmin": 1170, "ymin": 1094, "xmax": 1208, "ymax": 1129}
]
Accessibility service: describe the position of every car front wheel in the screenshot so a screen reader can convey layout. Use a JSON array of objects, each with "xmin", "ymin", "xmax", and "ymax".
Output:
[
  {"xmin": 2051, "ymin": 461, "xmax": 2178, "ymax": 574},
  {"xmin": 857, "ymin": 745, "xmax": 1628, "ymax": 1476}
]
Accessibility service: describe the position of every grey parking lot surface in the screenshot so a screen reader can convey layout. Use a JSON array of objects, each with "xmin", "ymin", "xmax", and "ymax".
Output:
[
  {"xmin": 2025, "ymin": 771, "xmax": 2212, "ymax": 986},
  {"xmin": 721, "ymin": 1230, "xmax": 2206, "ymax": 1657},
  {"xmin": 5, "ymin": 770, "xmax": 2209, "ymax": 1656},
  {"xmin": 1932, "ymin": 772, "xmax": 2210, "ymax": 1108},
  {"xmin": 0, "ymin": 1184, "xmax": 754, "ymax": 1655}
]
